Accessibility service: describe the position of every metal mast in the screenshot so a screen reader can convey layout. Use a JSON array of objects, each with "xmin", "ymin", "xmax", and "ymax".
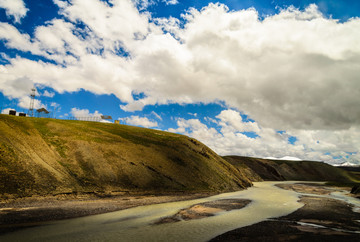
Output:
[{"xmin": 28, "ymin": 87, "xmax": 36, "ymax": 117}]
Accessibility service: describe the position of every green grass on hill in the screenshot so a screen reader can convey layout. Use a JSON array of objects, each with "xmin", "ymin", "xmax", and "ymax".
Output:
[{"xmin": 0, "ymin": 115, "xmax": 251, "ymax": 198}]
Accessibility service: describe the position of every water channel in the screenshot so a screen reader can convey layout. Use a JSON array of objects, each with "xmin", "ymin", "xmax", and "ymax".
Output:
[{"xmin": 1, "ymin": 181, "xmax": 358, "ymax": 241}]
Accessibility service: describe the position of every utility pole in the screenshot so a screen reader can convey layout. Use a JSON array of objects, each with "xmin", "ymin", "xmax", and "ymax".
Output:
[
  {"xmin": 28, "ymin": 87, "xmax": 36, "ymax": 117},
  {"xmin": 0, "ymin": 93, "xmax": 4, "ymax": 114}
]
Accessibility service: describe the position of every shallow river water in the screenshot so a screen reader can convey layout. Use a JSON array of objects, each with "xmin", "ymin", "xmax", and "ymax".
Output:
[{"xmin": 1, "ymin": 181, "xmax": 358, "ymax": 242}]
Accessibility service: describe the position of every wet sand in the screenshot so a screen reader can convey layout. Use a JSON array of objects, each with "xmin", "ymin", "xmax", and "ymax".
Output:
[
  {"xmin": 155, "ymin": 199, "xmax": 251, "ymax": 224},
  {"xmin": 0, "ymin": 192, "xmax": 214, "ymax": 235},
  {"xmin": 211, "ymin": 183, "xmax": 360, "ymax": 241}
]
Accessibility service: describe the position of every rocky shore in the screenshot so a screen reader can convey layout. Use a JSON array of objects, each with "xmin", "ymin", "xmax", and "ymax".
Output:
[
  {"xmin": 211, "ymin": 183, "xmax": 360, "ymax": 241},
  {"xmin": 1, "ymin": 183, "xmax": 359, "ymax": 241}
]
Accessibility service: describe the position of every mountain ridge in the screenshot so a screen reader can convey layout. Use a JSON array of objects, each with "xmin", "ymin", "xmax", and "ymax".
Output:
[{"xmin": 223, "ymin": 155, "xmax": 358, "ymax": 183}]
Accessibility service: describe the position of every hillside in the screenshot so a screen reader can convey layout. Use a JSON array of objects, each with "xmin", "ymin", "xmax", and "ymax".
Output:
[
  {"xmin": 0, "ymin": 115, "xmax": 252, "ymax": 198},
  {"xmin": 224, "ymin": 156, "xmax": 358, "ymax": 183},
  {"xmin": 338, "ymin": 166, "xmax": 360, "ymax": 182}
]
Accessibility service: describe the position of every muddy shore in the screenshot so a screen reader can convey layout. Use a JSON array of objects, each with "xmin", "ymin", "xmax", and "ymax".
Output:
[{"xmin": 211, "ymin": 183, "xmax": 360, "ymax": 241}]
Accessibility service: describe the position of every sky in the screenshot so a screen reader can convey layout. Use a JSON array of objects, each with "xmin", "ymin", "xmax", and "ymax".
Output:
[{"xmin": 0, "ymin": 0, "xmax": 359, "ymax": 166}]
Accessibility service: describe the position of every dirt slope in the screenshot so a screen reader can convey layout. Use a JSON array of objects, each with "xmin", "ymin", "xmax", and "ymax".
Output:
[
  {"xmin": 0, "ymin": 115, "xmax": 252, "ymax": 198},
  {"xmin": 224, "ymin": 156, "xmax": 357, "ymax": 183}
]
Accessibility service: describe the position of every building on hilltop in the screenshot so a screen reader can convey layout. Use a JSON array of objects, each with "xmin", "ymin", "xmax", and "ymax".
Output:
[{"xmin": 9, "ymin": 110, "xmax": 16, "ymax": 116}]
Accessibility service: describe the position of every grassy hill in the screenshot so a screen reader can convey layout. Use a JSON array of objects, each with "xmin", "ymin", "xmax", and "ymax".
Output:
[
  {"xmin": 338, "ymin": 166, "xmax": 360, "ymax": 182},
  {"xmin": 0, "ymin": 115, "xmax": 252, "ymax": 198},
  {"xmin": 224, "ymin": 156, "xmax": 358, "ymax": 184},
  {"xmin": 2, "ymin": 114, "xmax": 358, "ymax": 200}
]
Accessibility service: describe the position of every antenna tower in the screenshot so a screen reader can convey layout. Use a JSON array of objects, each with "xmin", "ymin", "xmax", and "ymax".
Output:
[{"xmin": 28, "ymin": 87, "xmax": 36, "ymax": 117}]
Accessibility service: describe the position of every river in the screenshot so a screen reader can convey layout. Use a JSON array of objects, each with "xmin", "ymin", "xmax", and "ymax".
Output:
[{"xmin": 1, "ymin": 181, "xmax": 357, "ymax": 242}]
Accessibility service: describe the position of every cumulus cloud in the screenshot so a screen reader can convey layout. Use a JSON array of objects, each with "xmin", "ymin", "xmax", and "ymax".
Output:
[
  {"xmin": 1, "ymin": 1, "xmax": 358, "ymax": 131},
  {"xmin": 119, "ymin": 115, "xmax": 158, "ymax": 128},
  {"xmin": 162, "ymin": 0, "xmax": 178, "ymax": 5},
  {"xmin": 50, "ymin": 102, "xmax": 60, "ymax": 108},
  {"xmin": 42, "ymin": 90, "xmax": 55, "ymax": 98},
  {"xmin": 0, "ymin": 0, "xmax": 28, "ymax": 23},
  {"xmin": 133, "ymin": 0, "xmax": 155, "ymax": 10},
  {"xmin": 168, "ymin": 109, "xmax": 360, "ymax": 165},
  {"xmin": 100, "ymin": 119, "xmax": 112, "ymax": 123},
  {"xmin": 216, "ymin": 110, "xmax": 260, "ymax": 133},
  {"xmin": 70, "ymin": 108, "xmax": 102, "ymax": 118},
  {"xmin": 0, "ymin": 1, "xmax": 359, "ymax": 163},
  {"xmin": 1, "ymin": 107, "xmax": 15, "ymax": 115},
  {"xmin": 17, "ymin": 95, "xmax": 43, "ymax": 110},
  {"xmin": 0, "ymin": 23, "xmax": 39, "ymax": 55}
]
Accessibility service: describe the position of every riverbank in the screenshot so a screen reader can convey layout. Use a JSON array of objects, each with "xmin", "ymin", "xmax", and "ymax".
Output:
[
  {"xmin": 211, "ymin": 183, "xmax": 360, "ymax": 241},
  {"xmin": 0, "ymin": 181, "xmax": 302, "ymax": 242},
  {"xmin": 1, "ymin": 182, "xmax": 358, "ymax": 241},
  {"xmin": 0, "ymin": 192, "xmax": 215, "ymax": 235}
]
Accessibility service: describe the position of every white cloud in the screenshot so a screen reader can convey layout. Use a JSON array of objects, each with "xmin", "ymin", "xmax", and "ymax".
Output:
[
  {"xmin": 168, "ymin": 110, "xmax": 360, "ymax": 165},
  {"xmin": 204, "ymin": 117, "xmax": 218, "ymax": 124},
  {"xmin": 1, "ymin": 108, "xmax": 14, "ymax": 114},
  {"xmin": 1, "ymin": 2, "xmax": 359, "ymax": 130},
  {"xmin": 70, "ymin": 108, "xmax": 102, "ymax": 118},
  {"xmin": 42, "ymin": 90, "xmax": 55, "ymax": 98},
  {"xmin": 55, "ymin": 0, "xmax": 151, "ymax": 52},
  {"xmin": 0, "ymin": 1, "xmax": 359, "ymax": 164},
  {"xmin": 17, "ymin": 96, "xmax": 43, "ymax": 110},
  {"xmin": 216, "ymin": 110, "xmax": 260, "ymax": 133},
  {"xmin": 162, "ymin": 0, "xmax": 178, "ymax": 5},
  {"xmin": 100, "ymin": 119, "xmax": 112, "ymax": 123},
  {"xmin": 0, "ymin": 0, "xmax": 28, "ymax": 23},
  {"xmin": 0, "ymin": 23, "xmax": 40, "ymax": 54},
  {"xmin": 50, "ymin": 102, "xmax": 59, "ymax": 107},
  {"xmin": 135, "ymin": 0, "xmax": 156, "ymax": 10},
  {"xmin": 169, "ymin": 118, "xmax": 222, "ymax": 142},
  {"xmin": 120, "ymin": 115, "xmax": 158, "ymax": 128}
]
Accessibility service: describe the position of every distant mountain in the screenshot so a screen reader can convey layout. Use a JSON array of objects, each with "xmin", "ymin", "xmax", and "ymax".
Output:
[
  {"xmin": 333, "ymin": 162, "xmax": 360, "ymax": 167},
  {"xmin": 223, "ymin": 156, "xmax": 358, "ymax": 183},
  {"xmin": 0, "ymin": 115, "xmax": 251, "ymax": 198}
]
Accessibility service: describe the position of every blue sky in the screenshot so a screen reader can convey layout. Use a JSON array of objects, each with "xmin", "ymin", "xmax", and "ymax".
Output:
[{"xmin": 1, "ymin": 0, "xmax": 359, "ymax": 165}]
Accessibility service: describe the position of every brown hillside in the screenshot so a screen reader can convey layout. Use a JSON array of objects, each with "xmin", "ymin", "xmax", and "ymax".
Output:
[
  {"xmin": 0, "ymin": 115, "xmax": 252, "ymax": 198},
  {"xmin": 224, "ymin": 156, "xmax": 357, "ymax": 183}
]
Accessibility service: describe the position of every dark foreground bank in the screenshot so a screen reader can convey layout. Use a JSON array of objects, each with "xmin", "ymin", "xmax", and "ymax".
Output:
[{"xmin": 211, "ymin": 183, "xmax": 360, "ymax": 241}]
